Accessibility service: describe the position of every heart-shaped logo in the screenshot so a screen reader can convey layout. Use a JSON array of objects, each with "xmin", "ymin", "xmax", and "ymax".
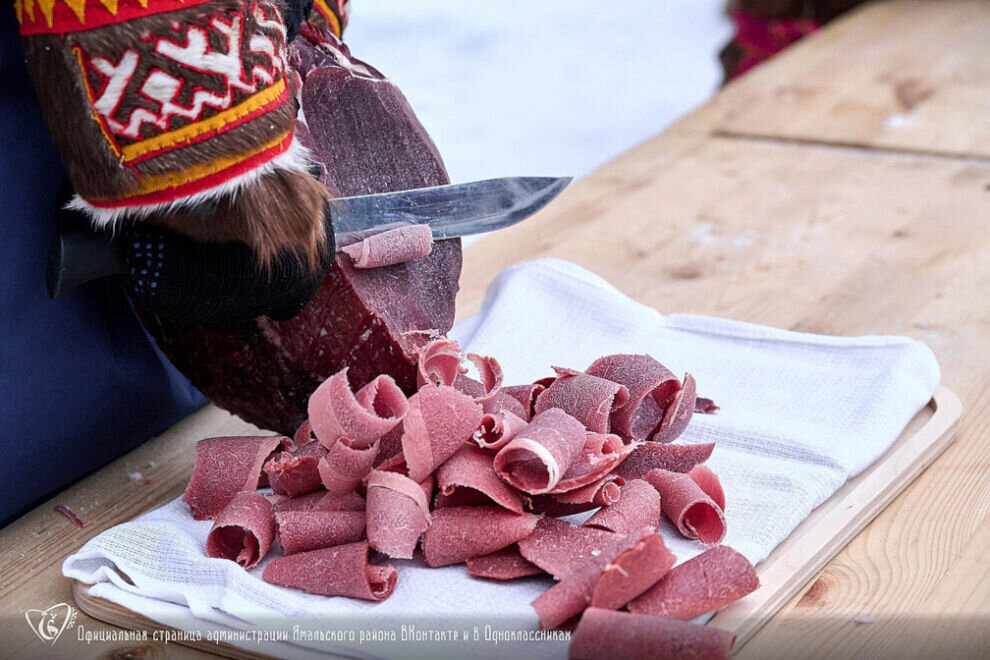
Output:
[{"xmin": 25, "ymin": 603, "xmax": 73, "ymax": 645}]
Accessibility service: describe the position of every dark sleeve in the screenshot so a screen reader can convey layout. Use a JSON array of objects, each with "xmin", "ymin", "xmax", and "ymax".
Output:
[{"xmin": 0, "ymin": 13, "xmax": 205, "ymax": 527}]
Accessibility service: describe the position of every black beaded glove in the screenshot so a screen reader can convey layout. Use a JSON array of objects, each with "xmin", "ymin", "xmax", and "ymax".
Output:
[{"xmin": 119, "ymin": 214, "xmax": 333, "ymax": 325}]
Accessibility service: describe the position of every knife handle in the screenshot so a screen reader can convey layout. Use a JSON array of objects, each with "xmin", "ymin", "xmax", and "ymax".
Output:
[
  {"xmin": 46, "ymin": 202, "xmax": 125, "ymax": 300},
  {"xmin": 46, "ymin": 200, "xmax": 340, "ymax": 301}
]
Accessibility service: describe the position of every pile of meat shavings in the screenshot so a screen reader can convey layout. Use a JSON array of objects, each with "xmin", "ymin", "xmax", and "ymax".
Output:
[{"xmin": 182, "ymin": 339, "xmax": 758, "ymax": 659}]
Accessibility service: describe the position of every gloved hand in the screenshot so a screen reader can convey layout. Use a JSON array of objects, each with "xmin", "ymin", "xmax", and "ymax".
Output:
[
  {"xmin": 119, "ymin": 213, "xmax": 334, "ymax": 325},
  {"xmin": 49, "ymin": 181, "xmax": 334, "ymax": 325}
]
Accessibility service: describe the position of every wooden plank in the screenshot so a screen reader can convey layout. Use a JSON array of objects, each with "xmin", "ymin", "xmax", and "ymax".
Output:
[
  {"xmin": 704, "ymin": 0, "xmax": 990, "ymax": 160},
  {"xmin": 457, "ymin": 133, "xmax": 990, "ymax": 331},
  {"xmin": 65, "ymin": 388, "xmax": 960, "ymax": 660}
]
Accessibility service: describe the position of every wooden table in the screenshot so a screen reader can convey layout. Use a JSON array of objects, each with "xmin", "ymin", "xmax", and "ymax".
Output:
[{"xmin": 4, "ymin": 1, "xmax": 989, "ymax": 657}]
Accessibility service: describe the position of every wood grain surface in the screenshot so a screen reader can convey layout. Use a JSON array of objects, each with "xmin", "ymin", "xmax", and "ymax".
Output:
[
  {"xmin": 707, "ymin": 0, "xmax": 990, "ymax": 160},
  {"xmin": 3, "ymin": 1, "xmax": 990, "ymax": 658}
]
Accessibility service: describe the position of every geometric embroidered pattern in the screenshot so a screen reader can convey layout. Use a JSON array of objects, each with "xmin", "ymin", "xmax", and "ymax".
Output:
[
  {"xmin": 20, "ymin": 0, "xmax": 303, "ymax": 215},
  {"xmin": 16, "ymin": 0, "xmax": 215, "ymax": 35},
  {"xmin": 84, "ymin": 125, "xmax": 295, "ymax": 209},
  {"xmin": 72, "ymin": 0, "xmax": 289, "ymax": 165}
]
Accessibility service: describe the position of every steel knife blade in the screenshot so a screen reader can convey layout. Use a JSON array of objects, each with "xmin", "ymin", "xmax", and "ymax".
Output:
[{"xmin": 331, "ymin": 176, "xmax": 572, "ymax": 246}]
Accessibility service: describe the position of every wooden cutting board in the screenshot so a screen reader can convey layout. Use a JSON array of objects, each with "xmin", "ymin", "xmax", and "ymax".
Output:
[{"xmin": 72, "ymin": 386, "xmax": 962, "ymax": 659}]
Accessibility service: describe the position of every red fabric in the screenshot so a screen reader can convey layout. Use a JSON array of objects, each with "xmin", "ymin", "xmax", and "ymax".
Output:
[
  {"xmin": 86, "ymin": 131, "xmax": 295, "ymax": 209},
  {"xmin": 18, "ymin": 0, "xmax": 214, "ymax": 35},
  {"xmin": 728, "ymin": 10, "xmax": 820, "ymax": 80}
]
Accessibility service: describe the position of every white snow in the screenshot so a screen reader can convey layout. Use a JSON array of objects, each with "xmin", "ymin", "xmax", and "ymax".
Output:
[{"xmin": 344, "ymin": 1, "xmax": 732, "ymax": 183}]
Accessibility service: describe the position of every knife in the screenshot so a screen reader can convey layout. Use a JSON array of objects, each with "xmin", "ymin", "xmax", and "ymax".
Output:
[{"xmin": 46, "ymin": 176, "xmax": 571, "ymax": 300}]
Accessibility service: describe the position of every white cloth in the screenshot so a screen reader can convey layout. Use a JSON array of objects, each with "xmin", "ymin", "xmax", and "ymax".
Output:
[{"xmin": 63, "ymin": 259, "xmax": 939, "ymax": 660}]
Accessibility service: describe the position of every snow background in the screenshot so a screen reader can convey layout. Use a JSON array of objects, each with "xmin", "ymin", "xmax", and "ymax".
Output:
[{"xmin": 344, "ymin": 0, "xmax": 732, "ymax": 184}]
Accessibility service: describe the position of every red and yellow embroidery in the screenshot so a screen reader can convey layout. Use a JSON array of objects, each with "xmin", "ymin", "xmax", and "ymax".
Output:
[
  {"xmin": 70, "ymin": 1, "xmax": 290, "ymax": 174},
  {"xmin": 86, "ymin": 126, "xmax": 295, "ymax": 207},
  {"xmin": 26, "ymin": 0, "xmax": 300, "ymax": 211},
  {"xmin": 16, "ymin": 0, "xmax": 215, "ymax": 35},
  {"xmin": 120, "ymin": 78, "xmax": 289, "ymax": 164}
]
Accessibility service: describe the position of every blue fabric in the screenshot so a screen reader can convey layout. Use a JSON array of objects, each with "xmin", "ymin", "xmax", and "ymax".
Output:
[{"xmin": 0, "ymin": 12, "xmax": 205, "ymax": 527}]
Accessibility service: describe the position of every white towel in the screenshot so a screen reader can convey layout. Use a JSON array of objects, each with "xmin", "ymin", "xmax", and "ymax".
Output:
[{"xmin": 63, "ymin": 259, "xmax": 939, "ymax": 660}]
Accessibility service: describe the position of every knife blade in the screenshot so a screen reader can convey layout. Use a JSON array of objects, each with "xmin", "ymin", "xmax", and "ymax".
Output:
[
  {"xmin": 47, "ymin": 176, "xmax": 571, "ymax": 299},
  {"xmin": 331, "ymin": 176, "xmax": 572, "ymax": 246}
]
